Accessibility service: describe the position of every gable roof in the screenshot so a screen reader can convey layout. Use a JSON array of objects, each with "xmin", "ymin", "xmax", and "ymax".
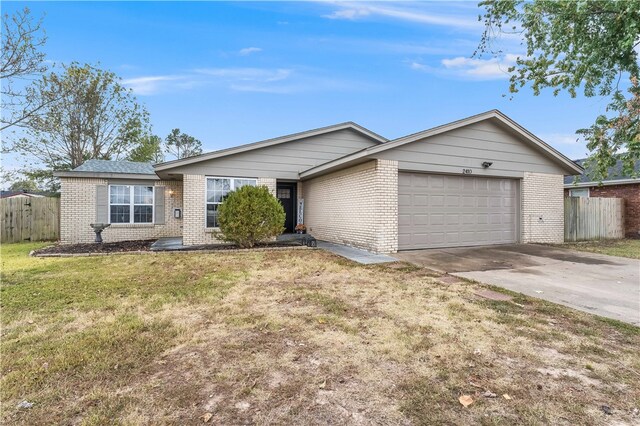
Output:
[
  {"xmin": 154, "ymin": 121, "xmax": 387, "ymax": 172},
  {"xmin": 564, "ymin": 157, "xmax": 639, "ymax": 187},
  {"xmin": 300, "ymin": 110, "xmax": 584, "ymax": 179},
  {"xmin": 53, "ymin": 159, "xmax": 158, "ymax": 179}
]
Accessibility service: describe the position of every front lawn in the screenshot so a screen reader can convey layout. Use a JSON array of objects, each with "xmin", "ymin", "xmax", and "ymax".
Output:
[
  {"xmin": 1, "ymin": 243, "xmax": 639, "ymax": 424},
  {"xmin": 561, "ymin": 239, "xmax": 640, "ymax": 259}
]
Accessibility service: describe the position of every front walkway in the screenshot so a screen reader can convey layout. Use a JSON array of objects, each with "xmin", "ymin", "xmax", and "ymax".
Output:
[
  {"xmin": 317, "ymin": 241, "xmax": 397, "ymax": 264},
  {"xmin": 151, "ymin": 236, "xmax": 396, "ymax": 265},
  {"xmin": 150, "ymin": 237, "xmax": 188, "ymax": 251}
]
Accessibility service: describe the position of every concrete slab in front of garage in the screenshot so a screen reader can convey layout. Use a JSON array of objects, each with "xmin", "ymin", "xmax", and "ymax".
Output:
[{"xmin": 395, "ymin": 244, "xmax": 640, "ymax": 326}]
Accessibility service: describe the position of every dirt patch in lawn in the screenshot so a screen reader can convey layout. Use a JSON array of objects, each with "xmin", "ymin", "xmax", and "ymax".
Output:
[{"xmin": 2, "ymin": 245, "xmax": 639, "ymax": 425}]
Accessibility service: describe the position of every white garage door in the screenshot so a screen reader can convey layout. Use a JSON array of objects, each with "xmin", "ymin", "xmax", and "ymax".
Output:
[{"xmin": 398, "ymin": 173, "xmax": 518, "ymax": 250}]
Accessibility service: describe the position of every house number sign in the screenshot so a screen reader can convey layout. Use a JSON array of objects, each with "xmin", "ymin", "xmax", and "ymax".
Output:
[{"xmin": 462, "ymin": 168, "xmax": 473, "ymax": 174}]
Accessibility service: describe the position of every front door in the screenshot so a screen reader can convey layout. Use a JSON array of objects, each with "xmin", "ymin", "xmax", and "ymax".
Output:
[{"xmin": 276, "ymin": 182, "xmax": 297, "ymax": 232}]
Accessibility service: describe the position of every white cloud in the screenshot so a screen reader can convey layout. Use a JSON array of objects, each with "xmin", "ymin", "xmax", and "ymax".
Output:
[
  {"xmin": 194, "ymin": 67, "xmax": 292, "ymax": 83},
  {"xmin": 409, "ymin": 61, "xmax": 427, "ymax": 71},
  {"xmin": 123, "ymin": 67, "xmax": 368, "ymax": 95},
  {"xmin": 539, "ymin": 133, "xmax": 582, "ymax": 146},
  {"xmin": 122, "ymin": 75, "xmax": 187, "ymax": 95},
  {"xmin": 438, "ymin": 54, "xmax": 520, "ymax": 80},
  {"xmin": 310, "ymin": 35, "xmax": 476, "ymax": 56},
  {"xmin": 118, "ymin": 63, "xmax": 140, "ymax": 71},
  {"xmin": 538, "ymin": 132, "xmax": 588, "ymax": 160},
  {"xmin": 324, "ymin": 8, "xmax": 371, "ymax": 20},
  {"xmin": 238, "ymin": 47, "xmax": 262, "ymax": 56},
  {"xmin": 321, "ymin": 1, "xmax": 480, "ymax": 30}
]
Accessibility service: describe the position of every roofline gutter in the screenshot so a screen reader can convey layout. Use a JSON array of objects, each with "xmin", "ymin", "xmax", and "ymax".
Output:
[
  {"xmin": 564, "ymin": 178, "xmax": 639, "ymax": 188},
  {"xmin": 53, "ymin": 171, "xmax": 160, "ymax": 180}
]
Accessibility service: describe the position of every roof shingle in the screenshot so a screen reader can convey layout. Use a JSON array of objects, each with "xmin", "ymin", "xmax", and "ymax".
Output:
[{"xmin": 73, "ymin": 159, "xmax": 156, "ymax": 175}]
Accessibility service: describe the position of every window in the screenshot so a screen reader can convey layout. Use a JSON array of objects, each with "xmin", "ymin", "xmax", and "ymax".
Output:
[
  {"xmin": 569, "ymin": 188, "xmax": 589, "ymax": 198},
  {"xmin": 277, "ymin": 188, "xmax": 291, "ymax": 199},
  {"xmin": 109, "ymin": 185, "xmax": 154, "ymax": 224},
  {"xmin": 206, "ymin": 177, "xmax": 256, "ymax": 227}
]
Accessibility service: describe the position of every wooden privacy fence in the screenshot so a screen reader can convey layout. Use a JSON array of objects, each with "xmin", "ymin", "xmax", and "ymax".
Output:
[
  {"xmin": 1, "ymin": 197, "xmax": 60, "ymax": 243},
  {"xmin": 564, "ymin": 197, "xmax": 624, "ymax": 242}
]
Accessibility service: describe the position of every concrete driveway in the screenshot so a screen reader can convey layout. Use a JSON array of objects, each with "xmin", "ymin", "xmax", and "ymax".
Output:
[{"xmin": 395, "ymin": 244, "xmax": 640, "ymax": 326}]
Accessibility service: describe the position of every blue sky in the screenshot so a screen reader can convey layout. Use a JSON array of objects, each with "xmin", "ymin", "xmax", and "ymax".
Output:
[{"xmin": 4, "ymin": 0, "xmax": 609, "ymax": 171}]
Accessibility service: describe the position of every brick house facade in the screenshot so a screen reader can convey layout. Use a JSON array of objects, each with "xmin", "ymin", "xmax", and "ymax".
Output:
[{"xmin": 56, "ymin": 110, "xmax": 583, "ymax": 253}]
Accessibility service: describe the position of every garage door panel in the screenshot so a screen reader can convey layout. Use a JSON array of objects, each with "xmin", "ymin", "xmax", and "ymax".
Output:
[
  {"xmin": 398, "ymin": 194, "xmax": 411, "ymax": 205},
  {"xmin": 398, "ymin": 172, "xmax": 518, "ymax": 250},
  {"xmin": 430, "ymin": 214, "xmax": 444, "ymax": 225},
  {"xmin": 445, "ymin": 195, "xmax": 460, "ymax": 207},
  {"xmin": 414, "ymin": 214, "xmax": 428, "ymax": 225},
  {"xmin": 398, "ymin": 173, "xmax": 412, "ymax": 186},
  {"xmin": 430, "ymin": 233, "xmax": 445, "ymax": 244},
  {"xmin": 445, "ymin": 232, "xmax": 460, "ymax": 243},
  {"xmin": 398, "ymin": 214, "xmax": 411, "ymax": 226},
  {"xmin": 414, "ymin": 195, "xmax": 428, "ymax": 206},
  {"xmin": 428, "ymin": 195, "xmax": 443, "ymax": 207},
  {"xmin": 462, "ymin": 196, "xmax": 475, "ymax": 207},
  {"xmin": 461, "ymin": 214, "xmax": 475, "ymax": 224},
  {"xmin": 430, "ymin": 175, "xmax": 444, "ymax": 188},
  {"xmin": 446, "ymin": 214, "xmax": 460, "ymax": 225},
  {"xmin": 446, "ymin": 177, "xmax": 461, "ymax": 189}
]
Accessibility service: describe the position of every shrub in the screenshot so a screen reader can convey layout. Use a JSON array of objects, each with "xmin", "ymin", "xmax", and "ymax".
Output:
[{"xmin": 216, "ymin": 185, "xmax": 285, "ymax": 248}]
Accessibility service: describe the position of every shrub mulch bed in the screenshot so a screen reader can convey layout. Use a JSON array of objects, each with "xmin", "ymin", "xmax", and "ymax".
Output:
[
  {"xmin": 31, "ymin": 239, "xmax": 306, "ymax": 257},
  {"xmin": 33, "ymin": 240, "xmax": 156, "ymax": 255}
]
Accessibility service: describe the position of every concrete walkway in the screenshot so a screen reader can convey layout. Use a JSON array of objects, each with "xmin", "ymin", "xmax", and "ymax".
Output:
[
  {"xmin": 396, "ymin": 244, "xmax": 640, "ymax": 326},
  {"xmin": 317, "ymin": 241, "xmax": 397, "ymax": 265},
  {"xmin": 152, "ymin": 236, "xmax": 396, "ymax": 265},
  {"xmin": 150, "ymin": 237, "xmax": 188, "ymax": 251}
]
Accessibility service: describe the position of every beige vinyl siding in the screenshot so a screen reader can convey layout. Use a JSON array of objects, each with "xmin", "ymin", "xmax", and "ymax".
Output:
[
  {"xmin": 377, "ymin": 121, "xmax": 568, "ymax": 178},
  {"xmin": 167, "ymin": 129, "xmax": 378, "ymax": 179}
]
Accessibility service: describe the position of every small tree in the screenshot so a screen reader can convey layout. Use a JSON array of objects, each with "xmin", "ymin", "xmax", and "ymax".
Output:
[
  {"xmin": 165, "ymin": 128, "xmax": 203, "ymax": 159},
  {"xmin": 216, "ymin": 185, "xmax": 285, "ymax": 248},
  {"xmin": 127, "ymin": 134, "xmax": 164, "ymax": 163}
]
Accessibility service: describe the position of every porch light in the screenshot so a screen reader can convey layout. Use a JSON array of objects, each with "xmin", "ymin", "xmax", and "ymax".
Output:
[{"xmin": 482, "ymin": 161, "xmax": 493, "ymax": 168}]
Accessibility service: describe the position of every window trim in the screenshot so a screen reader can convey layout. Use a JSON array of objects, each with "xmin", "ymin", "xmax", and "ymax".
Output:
[
  {"xmin": 569, "ymin": 187, "xmax": 590, "ymax": 198},
  {"xmin": 205, "ymin": 176, "xmax": 257, "ymax": 229},
  {"xmin": 108, "ymin": 184, "xmax": 155, "ymax": 224}
]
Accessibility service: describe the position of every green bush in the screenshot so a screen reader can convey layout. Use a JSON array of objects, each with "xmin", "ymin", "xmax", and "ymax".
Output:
[{"xmin": 216, "ymin": 185, "xmax": 285, "ymax": 248}]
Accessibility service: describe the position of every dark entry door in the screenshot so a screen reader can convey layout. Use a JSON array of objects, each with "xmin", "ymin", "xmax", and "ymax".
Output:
[{"xmin": 276, "ymin": 183, "xmax": 297, "ymax": 233}]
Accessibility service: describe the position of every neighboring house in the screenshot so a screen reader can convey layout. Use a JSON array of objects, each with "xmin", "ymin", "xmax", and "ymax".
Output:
[
  {"xmin": 54, "ymin": 110, "xmax": 583, "ymax": 253},
  {"xmin": 0, "ymin": 190, "xmax": 48, "ymax": 199},
  {"xmin": 564, "ymin": 158, "xmax": 639, "ymax": 237}
]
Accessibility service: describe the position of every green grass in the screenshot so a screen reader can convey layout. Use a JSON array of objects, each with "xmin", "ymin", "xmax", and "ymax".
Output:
[{"xmin": 560, "ymin": 239, "xmax": 640, "ymax": 259}]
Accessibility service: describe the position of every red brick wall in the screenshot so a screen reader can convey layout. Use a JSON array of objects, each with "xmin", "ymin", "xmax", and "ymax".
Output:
[{"xmin": 565, "ymin": 183, "xmax": 640, "ymax": 237}]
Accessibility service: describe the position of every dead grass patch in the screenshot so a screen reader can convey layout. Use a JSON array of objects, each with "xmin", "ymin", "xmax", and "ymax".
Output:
[{"xmin": 1, "ymin": 243, "xmax": 639, "ymax": 425}]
